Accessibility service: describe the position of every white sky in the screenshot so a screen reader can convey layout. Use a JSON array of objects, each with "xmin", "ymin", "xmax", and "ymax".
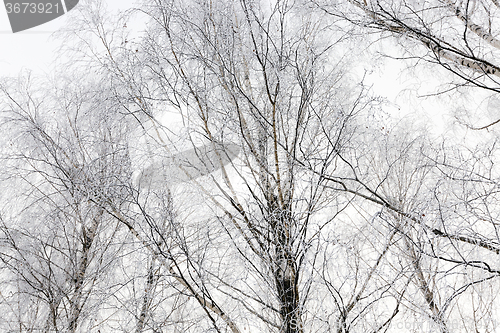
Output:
[
  {"xmin": 0, "ymin": 0, "xmax": 458, "ymax": 136},
  {"xmin": 0, "ymin": 0, "xmax": 137, "ymax": 77}
]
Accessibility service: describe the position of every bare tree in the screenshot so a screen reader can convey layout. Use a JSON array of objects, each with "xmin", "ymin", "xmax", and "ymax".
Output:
[
  {"xmin": 6, "ymin": 0, "xmax": 500, "ymax": 333},
  {"xmin": 57, "ymin": 0, "xmax": 413, "ymax": 332},
  {"xmin": 315, "ymin": 115, "xmax": 500, "ymax": 331},
  {"xmin": 0, "ymin": 75, "xmax": 132, "ymax": 332},
  {"xmin": 312, "ymin": 0, "xmax": 500, "ymax": 129},
  {"xmin": 304, "ymin": 0, "xmax": 500, "ymax": 328}
]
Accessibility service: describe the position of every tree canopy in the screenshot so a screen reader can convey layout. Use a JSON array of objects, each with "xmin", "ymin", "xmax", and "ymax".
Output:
[{"xmin": 1, "ymin": 0, "xmax": 500, "ymax": 332}]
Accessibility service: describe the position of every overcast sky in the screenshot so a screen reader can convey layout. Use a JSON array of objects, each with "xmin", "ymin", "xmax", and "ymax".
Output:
[
  {"xmin": 0, "ymin": 0, "xmax": 136, "ymax": 77},
  {"xmin": 0, "ymin": 0, "xmax": 452, "ymax": 133}
]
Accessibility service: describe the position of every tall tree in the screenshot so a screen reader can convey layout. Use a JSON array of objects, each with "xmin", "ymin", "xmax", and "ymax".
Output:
[
  {"xmin": 8, "ymin": 0, "xmax": 500, "ymax": 332},
  {"xmin": 62, "ymin": 0, "xmax": 405, "ymax": 332},
  {"xmin": 307, "ymin": 0, "xmax": 500, "ymax": 330},
  {"xmin": 0, "ymin": 75, "xmax": 132, "ymax": 332}
]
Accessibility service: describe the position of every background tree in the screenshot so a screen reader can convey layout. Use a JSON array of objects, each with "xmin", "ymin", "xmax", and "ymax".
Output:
[
  {"xmin": 308, "ymin": 0, "xmax": 500, "ymax": 330},
  {"xmin": 316, "ymin": 114, "xmax": 500, "ymax": 331},
  {"xmin": 0, "ymin": 75, "xmax": 133, "ymax": 332}
]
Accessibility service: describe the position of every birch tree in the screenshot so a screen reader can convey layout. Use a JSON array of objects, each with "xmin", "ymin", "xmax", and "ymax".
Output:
[
  {"xmin": 58, "ymin": 0, "xmax": 409, "ymax": 331},
  {"xmin": 0, "ymin": 75, "xmax": 133, "ymax": 332},
  {"xmin": 306, "ymin": 0, "xmax": 500, "ymax": 329},
  {"xmin": 312, "ymin": 0, "xmax": 500, "ymax": 129},
  {"xmin": 316, "ymin": 116, "xmax": 500, "ymax": 332},
  {"xmin": 8, "ymin": 0, "xmax": 499, "ymax": 332},
  {"xmin": 325, "ymin": 0, "xmax": 500, "ymax": 81}
]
